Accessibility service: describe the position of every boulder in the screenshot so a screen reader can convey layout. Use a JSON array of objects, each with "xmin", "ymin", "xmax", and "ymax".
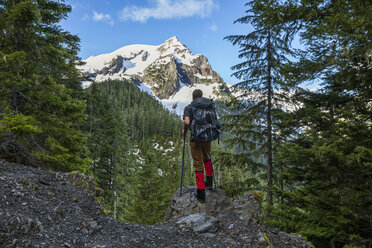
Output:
[
  {"xmin": 163, "ymin": 186, "xmax": 312, "ymax": 247},
  {"xmin": 164, "ymin": 186, "xmax": 267, "ymax": 236},
  {"xmin": 164, "ymin": 186, "xmax": 263, "ymax": 226},
  {"xmin": 175, "ymin": 213, "xmax": 219, "ymax": 233},
  {"xmin": 232, "ymin": 190, "xmax": 262, "ymax": 224},
  {"xmin": 163, "ymin": 186, "xmax": 232, "ymax": 222}
]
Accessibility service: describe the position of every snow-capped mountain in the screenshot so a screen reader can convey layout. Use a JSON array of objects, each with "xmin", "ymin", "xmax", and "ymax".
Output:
[{"xmin": 78, "ymin": 36, "xmax": 232, "ymax": 115}]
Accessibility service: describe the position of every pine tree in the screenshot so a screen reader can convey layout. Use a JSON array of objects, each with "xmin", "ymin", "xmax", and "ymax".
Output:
[
  {"xmin": 268, "ymin": 1, "xmax": 372, "ymax": 247},
  {"xmin": 0, "ymin": 0, "xmax": 89, "ymax": 171},
  {"xmin": 92, "ymin": 107, "xmax": 129, "ymax": 219},
  {"xmin": 123, "ymin": 137, "xmax": 182, "ymax": 224},
  {"xmin": 86, "ymin": 82, "xmax": 131, "ymax": 219},
  {"xmin": 224, "ymin": 0, "xmax": 296, "ymax": 206},
  {"xmin": 84, "ymin": 80, "xmax": 183, "ymax": 221}
]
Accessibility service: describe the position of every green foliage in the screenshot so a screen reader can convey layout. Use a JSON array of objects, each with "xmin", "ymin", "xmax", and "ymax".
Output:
[
  {"xmin": 262, "ymin": 0, "xmax": 372, "ymax": 247},
  {"xmin": 0, "ymin": 111, "xmax": 41, "ymax": 136},
  {"xmin": 85, "ymin": 80, "xmax": 130, "ymax": 220},
  {"xmin": 86, "ymin": 80, "xmax": 181, "ymax": 141},
  {"xmin": 271, "ymin": 129, "xmax": 372, "ymax": 247},
  {"xmin": 224, "ymin": 0, "xmax": 296, "ymax": 206},
  {"xmin": 123, "ymin": 136, "xmax": 182, "ymax": 224},
  {"xmin": 84, "ymin": 80, "xmax": 184, "ymax": 223},
  {"xmin": 212, "ymin": 143, "xmax": 263, "ymax": 199},
  {"xmin": 224, "ymin": 1, "xmax": 371, "ymax": 247},
  {"xmin": 0, "ymin": 0, "xmax": 89, "ymax": 171}
]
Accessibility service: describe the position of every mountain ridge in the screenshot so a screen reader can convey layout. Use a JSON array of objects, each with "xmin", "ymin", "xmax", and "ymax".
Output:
[{"xmin": 78, "ymin": 37, "xmax": 231, "ymax": 115}]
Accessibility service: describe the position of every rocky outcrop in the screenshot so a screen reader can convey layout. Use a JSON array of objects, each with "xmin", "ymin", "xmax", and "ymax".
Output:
[
  {"xmin": 190, "ymin": 55, "xmax": 224, "ymax": 83},
  {"xmin": 164, "ymin": 186, "xmax": 232, "ymax": 221},
  {"xmin": 156, "ymin": 36, "xmax": 188, "ymax": 54},
  {"xmin": 176, "ymin": 213, "xmax": 219, "ymax": 233},
  {"xmin": 179, "ymin": 56, "xmax": 224, "ymax": 86},
  {"xmin": 165, "ymin": 186, "xmax": 313, "ymax": 248},
  {"xmin": 98, "ymin": 55, "xmax": 124, "ymax": 76},
  {"xmin": 0, "ymin": 160, "xmax": 313, "ymax": 247},
  {"xmin": 141, "ymin": 51, "xmax": 149, "ymax": 61},
  {"xmin": 141, "ymin": 54, "xmax": 226, "ymax": 99},
  {"xmin": 143, "ymin": 55, "xmax": 180, "ymax": 99}
]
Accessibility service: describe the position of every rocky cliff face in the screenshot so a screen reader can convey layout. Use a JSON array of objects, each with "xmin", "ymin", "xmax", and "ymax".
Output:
[
  {"xmin": 78, "ymin": 37, "xmax": 229, "ymax": 100},
  {"xmin": 0, "ymin": 160, "xmax": 312, "ymax": 248}
]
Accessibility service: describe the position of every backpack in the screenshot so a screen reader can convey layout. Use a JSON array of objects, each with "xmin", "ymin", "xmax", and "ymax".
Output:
[{"xmin": 190, "ymin": 97, "xmax": 220, "ymax": 142}]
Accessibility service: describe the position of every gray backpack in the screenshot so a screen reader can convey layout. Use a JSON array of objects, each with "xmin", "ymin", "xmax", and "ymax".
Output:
[{"xmin": 190, "ymin": 97, "xmax": 220, "ymax": 142}]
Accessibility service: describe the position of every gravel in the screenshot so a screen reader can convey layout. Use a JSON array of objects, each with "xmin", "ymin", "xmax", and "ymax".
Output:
[{"xmin": 0, "ymin": 160, "xmax": 312, "ymax": 248}]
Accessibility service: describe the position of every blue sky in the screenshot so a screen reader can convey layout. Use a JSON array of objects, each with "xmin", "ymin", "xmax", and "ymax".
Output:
[{"xmin": 60, "ymin": 0, "xmax": 252, "ymax": 85}]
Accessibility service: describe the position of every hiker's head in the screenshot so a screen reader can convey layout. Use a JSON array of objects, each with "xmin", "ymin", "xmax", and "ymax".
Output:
[{"xmin": 192, "ymin": 89, "xmax": 203, "ymax": 100}]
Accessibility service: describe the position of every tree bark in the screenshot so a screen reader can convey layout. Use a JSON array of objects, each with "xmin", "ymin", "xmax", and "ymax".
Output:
[{"xmin": 267, "ymin": 32, "xmax": 273, "ymax": 207}]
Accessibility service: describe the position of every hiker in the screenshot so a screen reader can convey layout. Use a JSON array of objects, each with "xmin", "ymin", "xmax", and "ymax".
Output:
[{"xmin": 182, "ymin": 89, "xmax": 219, "ymax": 203}]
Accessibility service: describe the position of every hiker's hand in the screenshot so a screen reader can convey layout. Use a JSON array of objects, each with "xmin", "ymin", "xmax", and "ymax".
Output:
[{"xmin": 183, "ymin": 117, "xmax": 190, "ymax": 137}]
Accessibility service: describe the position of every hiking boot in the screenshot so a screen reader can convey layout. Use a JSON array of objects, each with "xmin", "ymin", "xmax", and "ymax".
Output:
[
  {"xmin": 205, "ymin": 176, "xmax": 213, "ymax": 190},
  {"xmin": 195, "ymin": 189, "xmax": 206, "ymax": 203}
]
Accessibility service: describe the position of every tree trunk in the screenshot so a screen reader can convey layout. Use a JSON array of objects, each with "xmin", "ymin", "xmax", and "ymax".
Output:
[
  {"xmin": 11, "ymin": 85, "xmax": 19, "ymax": 112},
  {"xmin": 11, "ymin": 29, "xmax": 22, "ymax": 112},
  {"xmin": 280, "ymin": 162, "xmax": 283, "ymax": 204},
  {"xmin": 112, "ymin": 128, "xmax": 118, "ymax": 220},
  {"xmin": 113, "ymin": 190, "xmax": 117, "ymax": 220},
  {"xmin": 267, "ymin": 32, "xmax": 273, "ymax": 207}
]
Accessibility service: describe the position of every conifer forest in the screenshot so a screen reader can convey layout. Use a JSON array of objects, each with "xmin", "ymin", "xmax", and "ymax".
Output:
[{"xmin": 0, "ymin": 1, "xmax": 371, "ymax": 247}]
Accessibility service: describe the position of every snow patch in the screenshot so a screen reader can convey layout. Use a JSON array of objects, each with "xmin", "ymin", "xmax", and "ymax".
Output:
[
  {"xmin": 159, "ymin": 82, "xmax": 227, "ymax": 116},
  {"xmin": 194, "ymin": 73, "xmax": 213, "ymax": 80},
  {"xmin": 82, "ymin": 81, "xmax": 92, "ymax": 89},
  {"xmin": 78, "ymin": 44, "xmax": 161, "ymax": 80},
  {"xmin": 121, "ymin": 60, "xmax": 136, "ymax": 71},
  {"xmin": 138, "ymin": 82, "xmax": 154, "ymax": 96},
  {"xmin": 154, "ymin": 143, "xmax": 164, "ymax": 150}
]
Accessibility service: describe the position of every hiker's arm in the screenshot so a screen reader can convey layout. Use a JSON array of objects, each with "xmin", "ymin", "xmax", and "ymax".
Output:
[{"xmin": 182, "ymin": 117, "xmax": 190, "ymax": 135}]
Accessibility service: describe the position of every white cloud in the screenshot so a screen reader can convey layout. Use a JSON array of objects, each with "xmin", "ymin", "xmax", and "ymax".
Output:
[
  {"xmin": 120, "ymin": 0, "xmax": 219, "ymax": 23},
  {"xmin": 93, "ymin": 10, "xmax": 114, "ymax": 26},
  {"xmin": 209, "ymin": 23, "xmax": 218, "ymax": 31},
  {"xmin": 81, "ymin": 13, "xmax": 90, "ymax": 22}
]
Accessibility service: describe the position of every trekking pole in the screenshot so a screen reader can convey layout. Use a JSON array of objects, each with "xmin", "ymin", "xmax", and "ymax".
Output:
[
  {"xmin": 210, "ymin": 153, "xmax": 217, "ymax": 189},
  {"xmin": 180, "ymin": 133, "xmax": 186, "ymax": 196}
]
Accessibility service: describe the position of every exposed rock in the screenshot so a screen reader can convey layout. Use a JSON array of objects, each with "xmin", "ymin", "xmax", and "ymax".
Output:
[
  {"xmin": 156, "ymin": 36, "xmax": 187, "ymax": 54},
  {"xmin": 99, "ymin": 55, "xmax": 124, "ymax": 76},
  {"xmin": 142, "ymin": 51, "xmax": 149, "ymax": 61},
  {"xmin": 165, "ymin": 186, "xmax": 313, "ymax": 248},
  {"xmin": 232, "ymin": 190, "xmax": 263, "ymax": 224},
  {"xmin": 191, "ymin": 55, "xmax": 222, "ymax": 80},
  {"xmin": 142, "ymin": 55, "xmax": 180, "ymax": 99},
  {"xmin": 78, "ymin": 37, "xmax": 230, "ymax": 100},
  {"xmin": 164, "ymin": 186, "xmax": 231, "ymax": 222},
  {"xmin": 257, "ymin": 231, "xmax": 273, "ymax": 248},
  {"xmin": 164, "ymin": 186, "xmax": 262, "ymax": 225},
  {"xmin": 140, "ymin": 53, "xmax": 227, "ymax": 99},
  {"xmin": 176, "ymin": 213, "xmax": 219, "ymax": 233},
  {"xmin": 25, "ymin": 218, "xmax": 44, "ymax": 234},
  {"xmin": 82, "ymin": 71, "xmax": 97, "ymax": 79},
  {"xmin": 0, "ymin": 160, "xmax": 313, "ymax": 248}
]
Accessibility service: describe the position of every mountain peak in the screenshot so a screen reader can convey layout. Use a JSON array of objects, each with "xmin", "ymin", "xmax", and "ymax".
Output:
[
  {"xmin": 158, "ymin": 36, "xmax": 188, "ymax": 53},
  {"xmin": 78, "ymin": 38, "xmax": 229, "ymax": 115},
  {"xmin": 165, "ymin": 36, "xmax": 179, "ymax": 43}
]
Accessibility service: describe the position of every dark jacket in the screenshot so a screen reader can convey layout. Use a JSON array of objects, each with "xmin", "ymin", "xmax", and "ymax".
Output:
[{"xmin": 183, "ymin": 97, "xmax": 216, "ymax": 142}]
